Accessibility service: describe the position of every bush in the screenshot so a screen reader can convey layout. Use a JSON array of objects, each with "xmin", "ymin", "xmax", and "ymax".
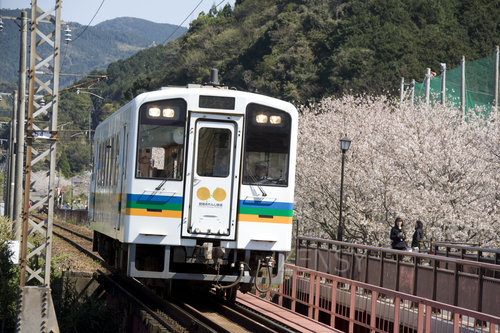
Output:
[
  {"xmin": 0, "ymin": 216, "xmax": 19, "ymax": 332},
  {"xmin": 52, "ymin": 274, "xmax": 120, "ymax": 332}
]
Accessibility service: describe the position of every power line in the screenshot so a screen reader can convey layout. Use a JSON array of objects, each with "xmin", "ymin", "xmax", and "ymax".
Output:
[
  {"xmin": 216, "ymin": 0, "xmax": 228, "ymax": 7},
  {"xmin": 161, "ymin": 0, "xmax": 231, "ymax": 45},
  {"xmin": 71, "ymin": 0, "xmax": 106, "ymax": 42},
  {"xmin": 161, "ymin": 0, "xmax": 205, "ymax": 44}
]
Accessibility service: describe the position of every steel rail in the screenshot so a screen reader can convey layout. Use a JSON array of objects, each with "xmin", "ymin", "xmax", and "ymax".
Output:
[
  {"xmin": 97, "ymin": 272, "xmax": 205, "ymax": 333},
  {"xmin": 52, "ymin": 221, "xmax": 93, "ymax": 242}
]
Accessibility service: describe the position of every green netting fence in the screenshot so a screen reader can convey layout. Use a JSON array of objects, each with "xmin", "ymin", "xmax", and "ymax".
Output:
[{"xmin": 413, "ymin": 49, "xmax": 499, "ymax": 115}]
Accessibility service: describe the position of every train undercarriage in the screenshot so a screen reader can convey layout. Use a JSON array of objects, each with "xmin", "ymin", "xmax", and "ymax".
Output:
[{"xmin": 93, "ymin": 231, "xmax": 285, "ymax": 301}]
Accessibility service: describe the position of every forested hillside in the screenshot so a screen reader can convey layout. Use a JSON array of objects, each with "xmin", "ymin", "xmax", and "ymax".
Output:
[
  {"xmin": 0, "ymin": 9, "xmax": 187, "ymax": 85},
  {"xmin": 86, "ymin": 0, "xmax": 499, "ymax": 105},
  {"xmin": 3, "ymin": 0, "xmax": 499, "ymax": 178}
]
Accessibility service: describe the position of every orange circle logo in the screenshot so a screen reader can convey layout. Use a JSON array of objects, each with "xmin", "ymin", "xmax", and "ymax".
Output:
[
  {"xmin": 196, "ymin": 187, "xmax": 211, "ymax": 200},
  {"xmin": 212, "ymin": 188, "xmax": 227, "ymax": 202}
]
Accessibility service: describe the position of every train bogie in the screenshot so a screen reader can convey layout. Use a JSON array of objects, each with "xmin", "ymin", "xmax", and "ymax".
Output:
[{"xmin": 90, "ymin": 84, "xmax": 297, "ymax": 293}]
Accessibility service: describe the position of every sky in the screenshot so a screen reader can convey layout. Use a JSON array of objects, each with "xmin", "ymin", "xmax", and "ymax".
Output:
[{"xmin": 0, "ymin": 0, "xmax": 235, "ymax": 27}]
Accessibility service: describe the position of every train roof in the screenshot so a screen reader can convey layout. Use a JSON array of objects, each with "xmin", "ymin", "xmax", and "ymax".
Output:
[
  {"xmin": 135, "ymin": 85, "xmax": 297, "ymax": 111},
  {"xmin": 94, "ymin": 85, "xmax": 297, "ymax": 133}
]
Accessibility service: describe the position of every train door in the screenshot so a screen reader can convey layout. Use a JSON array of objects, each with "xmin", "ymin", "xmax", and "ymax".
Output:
[
  {"xmin": 116, "ymin": 125, "xmax": 128, "ymax": 231},
  {"xmin": 90, "ymin": 143, "xmax": 98, "ymax": 222},
  {"xmin": 182, "ymin": 113, "xmax": 243, "ymax": 239}
]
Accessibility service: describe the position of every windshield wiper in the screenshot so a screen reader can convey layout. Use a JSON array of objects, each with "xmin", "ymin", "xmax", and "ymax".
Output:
[
  {"xmin": 155, "ymin": 179, "xmax": 167, "ymax": 191},
  {"xmin": 247, "ymin": 169, "xmax": 267, "ymax": 197},
  {"xmin": 155, "ymin": 169, "xmax": 175, "ymax": 191}
]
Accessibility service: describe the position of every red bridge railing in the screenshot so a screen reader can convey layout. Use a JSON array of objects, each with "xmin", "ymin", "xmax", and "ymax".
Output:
[
  {"xmin": 258, "ymin": 264, "xmax": 500, "ymax": 333},
  {"xmin": 295, "ymin": 236, "xmax": 500, "ymax": 317}
]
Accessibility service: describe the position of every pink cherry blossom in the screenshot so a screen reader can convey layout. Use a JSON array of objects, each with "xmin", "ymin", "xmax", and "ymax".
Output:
[{"xmin": 296, "ymin": 96, "xmax": 499, "ymax": 248}]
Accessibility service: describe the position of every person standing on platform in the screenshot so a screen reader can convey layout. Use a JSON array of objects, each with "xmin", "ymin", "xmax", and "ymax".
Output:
[
  {"xmin": 390, "ymin": 217, "xmax": 407, "ymax": 250},
  {"xmin": 411, "ymin": 220, "xmax": 424, "ymax": 251}
]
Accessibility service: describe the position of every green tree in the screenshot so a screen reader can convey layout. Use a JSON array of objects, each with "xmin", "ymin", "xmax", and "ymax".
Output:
[
  {"xmin": 58, "ymin": 152, "xmax": 72, "ymax": 178},
  {"xmin": 64, "ymin": 142, "xmax": 91, "ymax": 174},
  {"xmin": 0, "ymin": 217, "xmax": 19, "ymax": 332},
  {"xmin": 44, "ymin": 0, "xmax": 500, "ymax": 110}
]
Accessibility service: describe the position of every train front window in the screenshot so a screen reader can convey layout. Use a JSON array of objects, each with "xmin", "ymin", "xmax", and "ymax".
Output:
[
  {"xmin": 196, "ymin": 128, "xmax": 231, "ymax": 177},
  {"xmin": 136, "ymin": 99, "xmax": 187, "ymax": 180},
  {"xmin": 243, "ymin": 104, "xmax": 291, "ymax": 186}
]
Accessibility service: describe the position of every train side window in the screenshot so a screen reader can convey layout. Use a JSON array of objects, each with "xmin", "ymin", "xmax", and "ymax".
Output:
[
  {"xmin": 136, "ymin": 99, "xmax": 187, "ymax": 180},
  {"xmin": 114, "ymin": 134, "xmax": 120, "ymax": 186},
  {"xmin": 105, "ymin": 138, "xmax": 111, "ymax": 186},
  {"xmin": 243, "ymin": 104, "xmax": 291, "ymax": 186},
  {"xmin": 99, "ymin": 142, "xmax": 105, "ymax": 185}
]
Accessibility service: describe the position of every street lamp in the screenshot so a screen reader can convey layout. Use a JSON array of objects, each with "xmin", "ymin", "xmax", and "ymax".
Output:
[
  {"xmin": 76, "ymin": 89, "xmax": 103, "ymax": 142},
  {"xmin": 337, "ymin": 136, "xmax": 351, "ymax": 242},
  {"xmin": 76, "ymin": 89, "xmax": 104, "ymax": 100}
]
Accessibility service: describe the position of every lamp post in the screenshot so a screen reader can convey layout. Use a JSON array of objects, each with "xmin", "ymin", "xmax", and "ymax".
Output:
[
  {"xmin": 337, "ymin": 136, "xmax": 351, "ymax": 242},
  {"xmin": 76, "ymin": 89, "xmax": 103, "ymax": 142}
]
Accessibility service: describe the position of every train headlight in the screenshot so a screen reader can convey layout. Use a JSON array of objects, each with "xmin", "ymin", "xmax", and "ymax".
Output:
[
  {"xmin": 148, "ymin": 106, "xmax": 161, "ymax": 117},
  {"xmin": 163, "ymin": 107, "xmax": 175, "ymax": 118},
  {"xmin": 269, "ymin": 115, "xmax": 281, "ymax": 124},
  {"xmin": 256, "ymin": 114, "xmax": 268, "ymax": 124}
]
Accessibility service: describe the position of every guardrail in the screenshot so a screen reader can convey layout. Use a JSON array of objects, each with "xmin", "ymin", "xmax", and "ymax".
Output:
[
  {"xmin": 296, "ymin": 236, "xmax": 500, "ymax": 317},
  {"xmin": 259, "ymin": 264, "xmax": 500, "ymax": 333},
  {"xmin": 430, "ymin": 242, "xmax": 500, "ymax": 268}
]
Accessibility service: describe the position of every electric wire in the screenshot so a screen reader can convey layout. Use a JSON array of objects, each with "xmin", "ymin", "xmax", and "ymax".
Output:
[
  {"xmin": 61, "ymin": 0, "xmax": 106, "ymax": 71},
  {"xmin": 71, "ymin": 0, "xmax": 105, "ymax": 43},
  {"xmin": 160, "ymin": 0, "xmax": 230, "ymax": 45},
  {"xmin": 161, "ymin": 0, "xmax": 205, "ymax": 44},
  {"xmin": 215, "ymin": 0, "xmax": 228, "ymax": 7}
]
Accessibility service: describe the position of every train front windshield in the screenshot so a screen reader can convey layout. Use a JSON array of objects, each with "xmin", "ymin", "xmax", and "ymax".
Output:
[
  {"xmin": 136, "ymin": 99, "xmax": 187, "ymax": 180},
  {"xmin": 243, "ymin": 103, "xmax": 291, "ymax": 186}
]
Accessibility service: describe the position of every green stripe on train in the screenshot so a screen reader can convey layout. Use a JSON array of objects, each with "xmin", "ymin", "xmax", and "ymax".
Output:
[
  {"xmin": 126, "ymin": 201, "xmax": 183, "ymax": 211},
  {"xmin": 238, "ymin": 207, "xmax": 293, "ymax": 217}
]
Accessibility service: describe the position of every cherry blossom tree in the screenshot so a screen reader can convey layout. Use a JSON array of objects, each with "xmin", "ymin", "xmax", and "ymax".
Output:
[{"xmin": 295, "ymin": 95, "xmax": 499, "ymax": 248}]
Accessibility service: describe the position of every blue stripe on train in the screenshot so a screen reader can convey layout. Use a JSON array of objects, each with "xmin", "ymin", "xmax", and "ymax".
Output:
[
  {"xmin": 127, "ymin": 193, "xmax": 183, "ymax": 204},
  {"xmin": 239, "ymin": 199, "xmax": 293, "ymax": 210}
]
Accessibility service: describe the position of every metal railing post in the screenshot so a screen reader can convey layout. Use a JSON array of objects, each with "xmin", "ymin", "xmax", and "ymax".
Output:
[
  {"xmin": 493, "ymin": 46, "xmax": 498, "ymax": 113},
  {"xmin": 461, "ymin": 56, "xmax": 466, "ymax": 114}
]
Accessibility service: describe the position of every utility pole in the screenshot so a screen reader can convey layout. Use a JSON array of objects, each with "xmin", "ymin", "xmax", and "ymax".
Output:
[
  {"xmin": 8, "ymin": 90, "xmax": 18, "ymax": 224},
  {"xmin": 14, "ymin": 11, "xmax": 28, "ymax": 240},
  {"xmin": 16, "ymin": 1, "xmax": 62, "ymax": 331}
]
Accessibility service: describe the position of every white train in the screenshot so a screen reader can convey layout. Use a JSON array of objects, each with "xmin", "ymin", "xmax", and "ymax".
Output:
[{"xmin": 89, "ymin": 80, "xmax": 297, "ymax": 298}]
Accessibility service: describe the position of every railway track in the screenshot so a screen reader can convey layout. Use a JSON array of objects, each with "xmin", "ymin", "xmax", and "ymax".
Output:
[
  {"xmin": 34, "ymin": 216, "xmax": 300, "ymax": 332},
  {"xmin": 180, "ymin": 291, "xmax": 299, "ymax": 333}
]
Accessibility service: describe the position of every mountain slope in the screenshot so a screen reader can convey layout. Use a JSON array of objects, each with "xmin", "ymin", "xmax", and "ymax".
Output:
[
  {"xmin": 96, "ymin": 17, "xmax": 186, "ymax": 44},
  {"xmin": 87, "ymin": 0, "xmax": 499, "ymax": 105},
  {"xmin": 0, "ymin": 10, "xmax": 187, "ymax": 85}
]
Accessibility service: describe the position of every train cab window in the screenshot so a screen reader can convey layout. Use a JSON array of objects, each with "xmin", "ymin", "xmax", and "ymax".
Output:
[
  {"xmin": 136, "ymin": 99, "xmax": 187, "ymax": 180},
  {"xmin": 243, "ymin": 104, "xmax": 291, "ymax": 186},
  {"xmin": 196, "ymin": 128, "xmax": 231, "ymax": 177}
]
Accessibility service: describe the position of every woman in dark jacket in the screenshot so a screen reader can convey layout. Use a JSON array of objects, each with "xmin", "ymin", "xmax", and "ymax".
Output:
[
  {"xmin": 390, "ymin": 217, "xmax": 407, "ymax": 250},
  {"xmin": 411, "ymin": 220, "xmax": 424, "ymax": 250}
]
